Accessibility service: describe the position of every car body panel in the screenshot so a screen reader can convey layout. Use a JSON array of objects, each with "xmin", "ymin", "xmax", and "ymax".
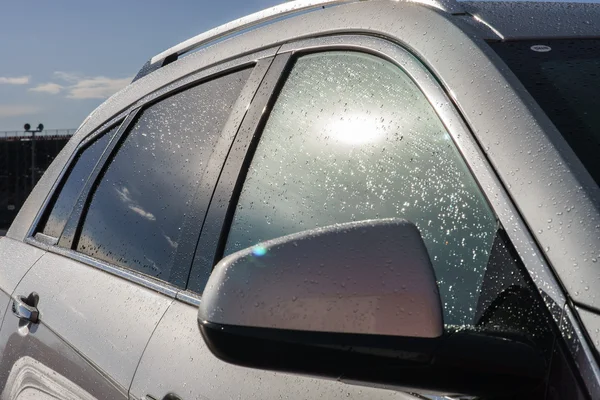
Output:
[
  {"xmin": 577, "ymin": 307, "xmax": 600, "ymax": 352},
  {"xmin": 130, "ymin": 300, "xmax": 419, "ymax": 400},
  {"xmin": 0, "ymin": 238, "xmax": 44, "ymax": 300},
  {"xmin": 0, "ymin": 323, "xmax": 125, "ymax": 399},
  {"xmin": 0, "ymin": 251, "xmax": 173, "ymax": 397},
  {"xmin": 0, "ymin": 238, "xmax": 45, "ymax": 332}
]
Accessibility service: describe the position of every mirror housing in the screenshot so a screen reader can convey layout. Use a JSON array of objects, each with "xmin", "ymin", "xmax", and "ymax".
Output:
[
  {"xmin": 199, "ymin": 219, "xmax": 545, "ymax": 396},
  {"xmin": 201, "ymin": 219, "xmax": 442, "ymax": 337}
]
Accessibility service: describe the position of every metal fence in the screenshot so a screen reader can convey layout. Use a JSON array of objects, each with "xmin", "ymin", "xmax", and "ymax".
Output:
[{"xmin": 0, "ymin": 130, "xmax": 75, "ymax": 229}]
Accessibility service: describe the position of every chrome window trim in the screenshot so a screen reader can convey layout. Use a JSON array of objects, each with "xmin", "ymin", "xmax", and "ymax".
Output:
[
  {"xmin": 275, "ymin": 35, "xmax": 600, "ymax": 390},
  {"xmin": 24, "ymin": 236, "xmax": 179, "ymax": 299},
  {"xmin": 176, "ymin": 291, "xmax": 202, "ymax": 307},
  {"xmin": 23, "ymin": 49, "xmax": 278, "ymax": 305}
]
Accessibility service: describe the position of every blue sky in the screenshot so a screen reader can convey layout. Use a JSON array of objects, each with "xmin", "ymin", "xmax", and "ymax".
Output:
[{"xmin": 0, "ymin": 0, "xmax": 281, "ymax": 131}]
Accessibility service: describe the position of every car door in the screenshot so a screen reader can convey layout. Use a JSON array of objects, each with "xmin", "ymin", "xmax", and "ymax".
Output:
[
  {"xmin": 130, "ymin": 35, "xmax": 585, "ymax": 399},
  {"xmin": 0, "ymin": 61, "xmax": 261, "ymax": 399}
]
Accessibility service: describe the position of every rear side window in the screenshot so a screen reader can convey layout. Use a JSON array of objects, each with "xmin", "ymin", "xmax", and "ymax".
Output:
[
  {"xmin": 40, "ymin": 126, "xmax": 118, "ymax": 238},
  {"xmin": 224, "ymin": 52, "xmax": 498, "ymax": 325},
  {"xmin": 76, "ymin": 68, "xmax": 251, "ymax": 287}
]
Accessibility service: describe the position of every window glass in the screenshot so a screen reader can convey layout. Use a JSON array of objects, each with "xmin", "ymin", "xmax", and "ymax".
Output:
[
  {"xmin": 77, "ymin": 68, "xmax": 251, "ymax": 286},
  {"xmin": 41, "ymin": 126, "xmax": 117, "ymax": 238},
  {"xmin": 225, "ymin": 53, "xmax": 497, "ymax": 325},
  {"xmin": 490, "ymin": 39, "xmax": 600, "ymax": 187}
]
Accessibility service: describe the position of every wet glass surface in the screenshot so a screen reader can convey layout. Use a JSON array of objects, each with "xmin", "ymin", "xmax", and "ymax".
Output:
[
  {"xmin": 42, "ymin": 126, "xmax": 117, "ymax": 238},
  {"xmin": 77, "ymin": 68, "xmax": 251, "ymax": 286},
  {"xmin": 225, "ymin": 52, "xmax": 497, "ymax": 325}
]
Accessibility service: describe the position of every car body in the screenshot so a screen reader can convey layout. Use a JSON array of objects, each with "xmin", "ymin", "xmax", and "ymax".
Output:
[{"xmin": 1, "ymin": 0, "xmax": 599, "ymax": 398}]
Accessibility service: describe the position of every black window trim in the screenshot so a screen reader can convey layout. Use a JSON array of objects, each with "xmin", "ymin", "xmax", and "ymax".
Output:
[
  {"xmin": 185, "ymin": 52, "xmax": 292, "ymax": 293},
  {"xmin": 190, "ymin": 35, "xmax": 600, "ymax": 396},
  {"xmin": 24, "ymin": 50, "xmax": 278, "ymax": 300}
]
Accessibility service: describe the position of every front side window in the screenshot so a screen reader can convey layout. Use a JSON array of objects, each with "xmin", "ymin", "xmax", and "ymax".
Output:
[
  {"xmin": 76, "ymin": 68, "xmax": 251, "ymax": 287},
  {"xmin": 224, "ymin": 52, "xmax": 498, "ymax": 325}
]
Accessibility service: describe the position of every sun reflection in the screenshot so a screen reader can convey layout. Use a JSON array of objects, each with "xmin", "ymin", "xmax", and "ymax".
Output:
[{"xmin": 325, "ymin": 115, "xmax": 382, "ymax": 146}]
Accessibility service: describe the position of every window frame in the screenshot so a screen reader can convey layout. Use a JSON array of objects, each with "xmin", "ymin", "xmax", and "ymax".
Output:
[
  {"xmin": 32, "ymin": 119, "xmax": 124, "ymax": 246},
  {"xmin": 192, "ymin": 36, "xmax": 564, "ymax": 310},
  {"xmin": 190, "ymin": 32, "xmax": 590, "ymax": 371},
  {"xmin": 24, "ymin": 50, "xmax": 277, "ymax": 298},
  {"xmin": 200, "ymin": 35, "xmax": 600, "ymax": 397}
]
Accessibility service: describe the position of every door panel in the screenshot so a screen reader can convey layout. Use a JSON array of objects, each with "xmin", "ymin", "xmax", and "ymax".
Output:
[
  {"xmin": 130, "ymin": 301, "xmax": 416, "ymax": 400},
  {"xmin": 0, "ymin": 238, "xmax": 45, "ymax": 330},
  {"xmin": 0, "ymin": 252, "xmax": 173, "ymax": 398},
  {"xmin": 0, "ymin": 322, "xmax": 123, "ymax": 399}
]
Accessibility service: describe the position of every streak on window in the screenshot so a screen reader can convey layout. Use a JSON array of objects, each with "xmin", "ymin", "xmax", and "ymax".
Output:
[{"xmin": 76, "ymin": 68, "xmax": 252, "ymax": 287}]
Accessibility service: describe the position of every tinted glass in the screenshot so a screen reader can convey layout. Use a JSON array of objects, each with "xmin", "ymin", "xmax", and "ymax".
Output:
[
  {"xmin": 41, "ymin": 126, "xmax": 117, "ymax": 238},
  {"xmin": 491, "ymin": 39, "xmax": 600, "ymax": 187},
  {"xmin": 225, "ymin": 53, "xmax": 497, "ymax": 325},
  {"xmin": 77, "ymin": 68, "xmax": 251, "ymax": 286}
]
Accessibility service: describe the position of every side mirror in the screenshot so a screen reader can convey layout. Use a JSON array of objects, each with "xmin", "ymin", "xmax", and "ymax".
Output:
[{"xmin": 199, "ymin": 219, "xmax": 545, "ymax": 396}]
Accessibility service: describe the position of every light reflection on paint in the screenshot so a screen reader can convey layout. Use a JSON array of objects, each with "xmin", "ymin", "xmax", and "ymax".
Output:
[{"xmin": 252, "ymin": 245, "xmax": 267, "ymax": 257}]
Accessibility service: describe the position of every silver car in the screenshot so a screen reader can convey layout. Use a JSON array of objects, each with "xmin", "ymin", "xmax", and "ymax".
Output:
[{"xmin": 1, "ymin": 0, "xmax": 599, "ymax": 398}]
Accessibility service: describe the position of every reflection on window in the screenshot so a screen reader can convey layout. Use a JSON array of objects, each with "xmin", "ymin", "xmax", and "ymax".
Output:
[
  {"xmin": 76, "ymin": 68, "xmax": 252, "ymax": 287},
  {"xmin": 225, "ymin": 52, "xmax": 497, "ymax": 325}
]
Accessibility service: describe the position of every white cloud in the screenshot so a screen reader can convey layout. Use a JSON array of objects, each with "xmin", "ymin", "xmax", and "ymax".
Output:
[
  {"xmin": 163, "ymin": 234, "xmax": 178, "ymax": 249},
  {"xmin": 29, "ymin": 82, "xmax": 64, "ymax": 94},
  {"xmin": 67, "ymin": 76, "xmax": 131, "ymax": 99},
  {"xmin": 115, "ymin": 186, "xmax": 156, "ymax": 222},
  {"xmin": 0, "ymin": 76, "xmax": 30, "ymax": 85},
  {"xmin": 52, "ymin": 71, "xmax": 131, "ymax": 99},
  {"xmin": 53, "ymin": 71, "xmax": 80, "ymax": 83},
  {"xmin": 128, "ymin": 205, "xmax": 156, "ymax": 221},
  {"xmin": 116, "ymin": 186, "xmax": 134, "ymax": 204},
  {"xmin": 0, "ymin": 105, "xmax": 40, "ymax": 118}
]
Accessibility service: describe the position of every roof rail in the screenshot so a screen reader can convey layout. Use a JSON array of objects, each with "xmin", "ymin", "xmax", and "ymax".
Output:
[
  {"xmin": 132, "ymin": 0, "xmax": 464, "ymax": 83},
  {"xmin": 132, "ymin": 0, "xmax": 363, "ymax": 82}
]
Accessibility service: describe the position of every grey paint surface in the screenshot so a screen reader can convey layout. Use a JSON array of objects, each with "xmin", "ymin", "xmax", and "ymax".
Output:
[
  {"xmin": 10, "ymin": 0, "xmax": 600, "ymax": 312},
  {"xmin": 201, "ymin": 219, "xmax": 443, "ymax": 337},
  {"xmin": 131, "ymin": 300, "xmax": 420, "ymax": 400},
  {"xmin": 0, "ymin": 238, "xmax": 45, "ymax": 337},
  {"xmin": 0, "ymin": 239, "xmax": 44, "ymax": 299},
  {"xmin": 578, "ymin": 307, "xmax": 600, "ymax": 352},
  {"xmin": 0, "ymin": 321, "xmax": 126, "ymax": 399},
  {"xmin": 0, "ymin": 252, "xmax": 173, "ymax": 395}
]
